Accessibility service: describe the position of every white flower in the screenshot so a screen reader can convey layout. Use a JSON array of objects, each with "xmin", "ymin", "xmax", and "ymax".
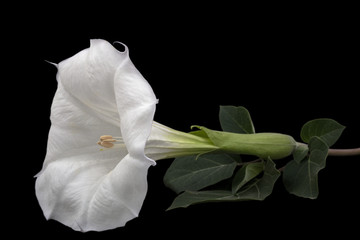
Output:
[{"xmin": 35, "ymin": 39, "xmax": 216, "ymax": 232}]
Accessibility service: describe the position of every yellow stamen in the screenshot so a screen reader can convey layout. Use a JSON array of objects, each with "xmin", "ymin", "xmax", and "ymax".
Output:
[
  {"xmin": 98, "ymin": 135, "xmax": 116, "ymax": 148},
  {"xmin": 100, "ymin": 135, "xmax": 114, "ymax": 141}
]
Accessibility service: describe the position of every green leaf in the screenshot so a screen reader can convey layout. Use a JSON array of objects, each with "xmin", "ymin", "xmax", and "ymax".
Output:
[
  {"xmin": 283, "ymin": 137, "xmax": 329, "ymax": 199},
  {"xmin": 163, "ymin": 153, "xmax": 237, "ymax": 194},
  {"xmin": 167, "ymin": 158, "xmax": 280, "ymax": 210},
  {"xmin": 235, "ymin": 158, "xmax": 280, "ymax": 200},
  {"xmin": 167, "ymin": 190, "xmax": 238, "ymax": 210},
  {"xmin": 231, "ymin": 161, "xmax": 264, "ymax": 194},
  {"xmin": 219, "ymin": 106, "xmax": 255, "ymax": 134},
  {"xmin": 300, "ymin": 118, "xmax": 345, "ymax": 147}
]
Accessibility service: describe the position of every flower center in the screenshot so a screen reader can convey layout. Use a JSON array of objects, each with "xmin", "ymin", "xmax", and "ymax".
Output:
[{"xmin": 97, "ymin": 135, "xmax": 124, "ymax": 148}]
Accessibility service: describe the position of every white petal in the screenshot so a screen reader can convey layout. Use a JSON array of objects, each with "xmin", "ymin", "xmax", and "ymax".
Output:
[
  {"xmin": 36, "ymin": 39, "xmax": 157, "ymax": 231},
  {"xmin": 57, "ymin": 39, "xmax": 126, "ymax": 124},
  {"xmin": 36, "ymin": 152, "xmax": 152, "ymax": 231},
  {"xmin": 38, "ymin": 81, "xmax": 124, "ymax": 174},
  {"xmin": 114, "ymin": 50, "xmax": 158, "ymax": 159}
]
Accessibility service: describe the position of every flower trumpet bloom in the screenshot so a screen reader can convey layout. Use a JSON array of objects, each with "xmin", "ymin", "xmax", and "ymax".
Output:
[{"xmin": 35, "ymin": 39, "xmax": 217, "ymax": 232}]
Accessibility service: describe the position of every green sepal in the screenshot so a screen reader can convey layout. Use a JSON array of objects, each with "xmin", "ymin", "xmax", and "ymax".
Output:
[{"xmin": 190, "ymin": 126, "xmax": 296, "ymax": 160}]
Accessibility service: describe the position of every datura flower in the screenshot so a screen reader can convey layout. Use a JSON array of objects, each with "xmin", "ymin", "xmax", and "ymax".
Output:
[{"xmin": 35, "ymin": 39, "xmax": 217, "ymax": 232}]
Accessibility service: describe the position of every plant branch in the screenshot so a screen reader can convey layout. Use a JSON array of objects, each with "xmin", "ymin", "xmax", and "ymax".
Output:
[{"xmin": 328, "ymin": 147, "xmax": 360, "ymax": 157}]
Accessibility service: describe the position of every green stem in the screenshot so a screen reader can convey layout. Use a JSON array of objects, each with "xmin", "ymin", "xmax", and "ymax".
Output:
[{"xmin": 328, "ymin": 147, "xmax": 360, "ymax": 157}]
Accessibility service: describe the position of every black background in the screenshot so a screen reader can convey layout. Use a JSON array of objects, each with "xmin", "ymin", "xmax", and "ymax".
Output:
[{"xmin": 7, "ymin": 3, "xmax": 359, "ymax": 239}]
